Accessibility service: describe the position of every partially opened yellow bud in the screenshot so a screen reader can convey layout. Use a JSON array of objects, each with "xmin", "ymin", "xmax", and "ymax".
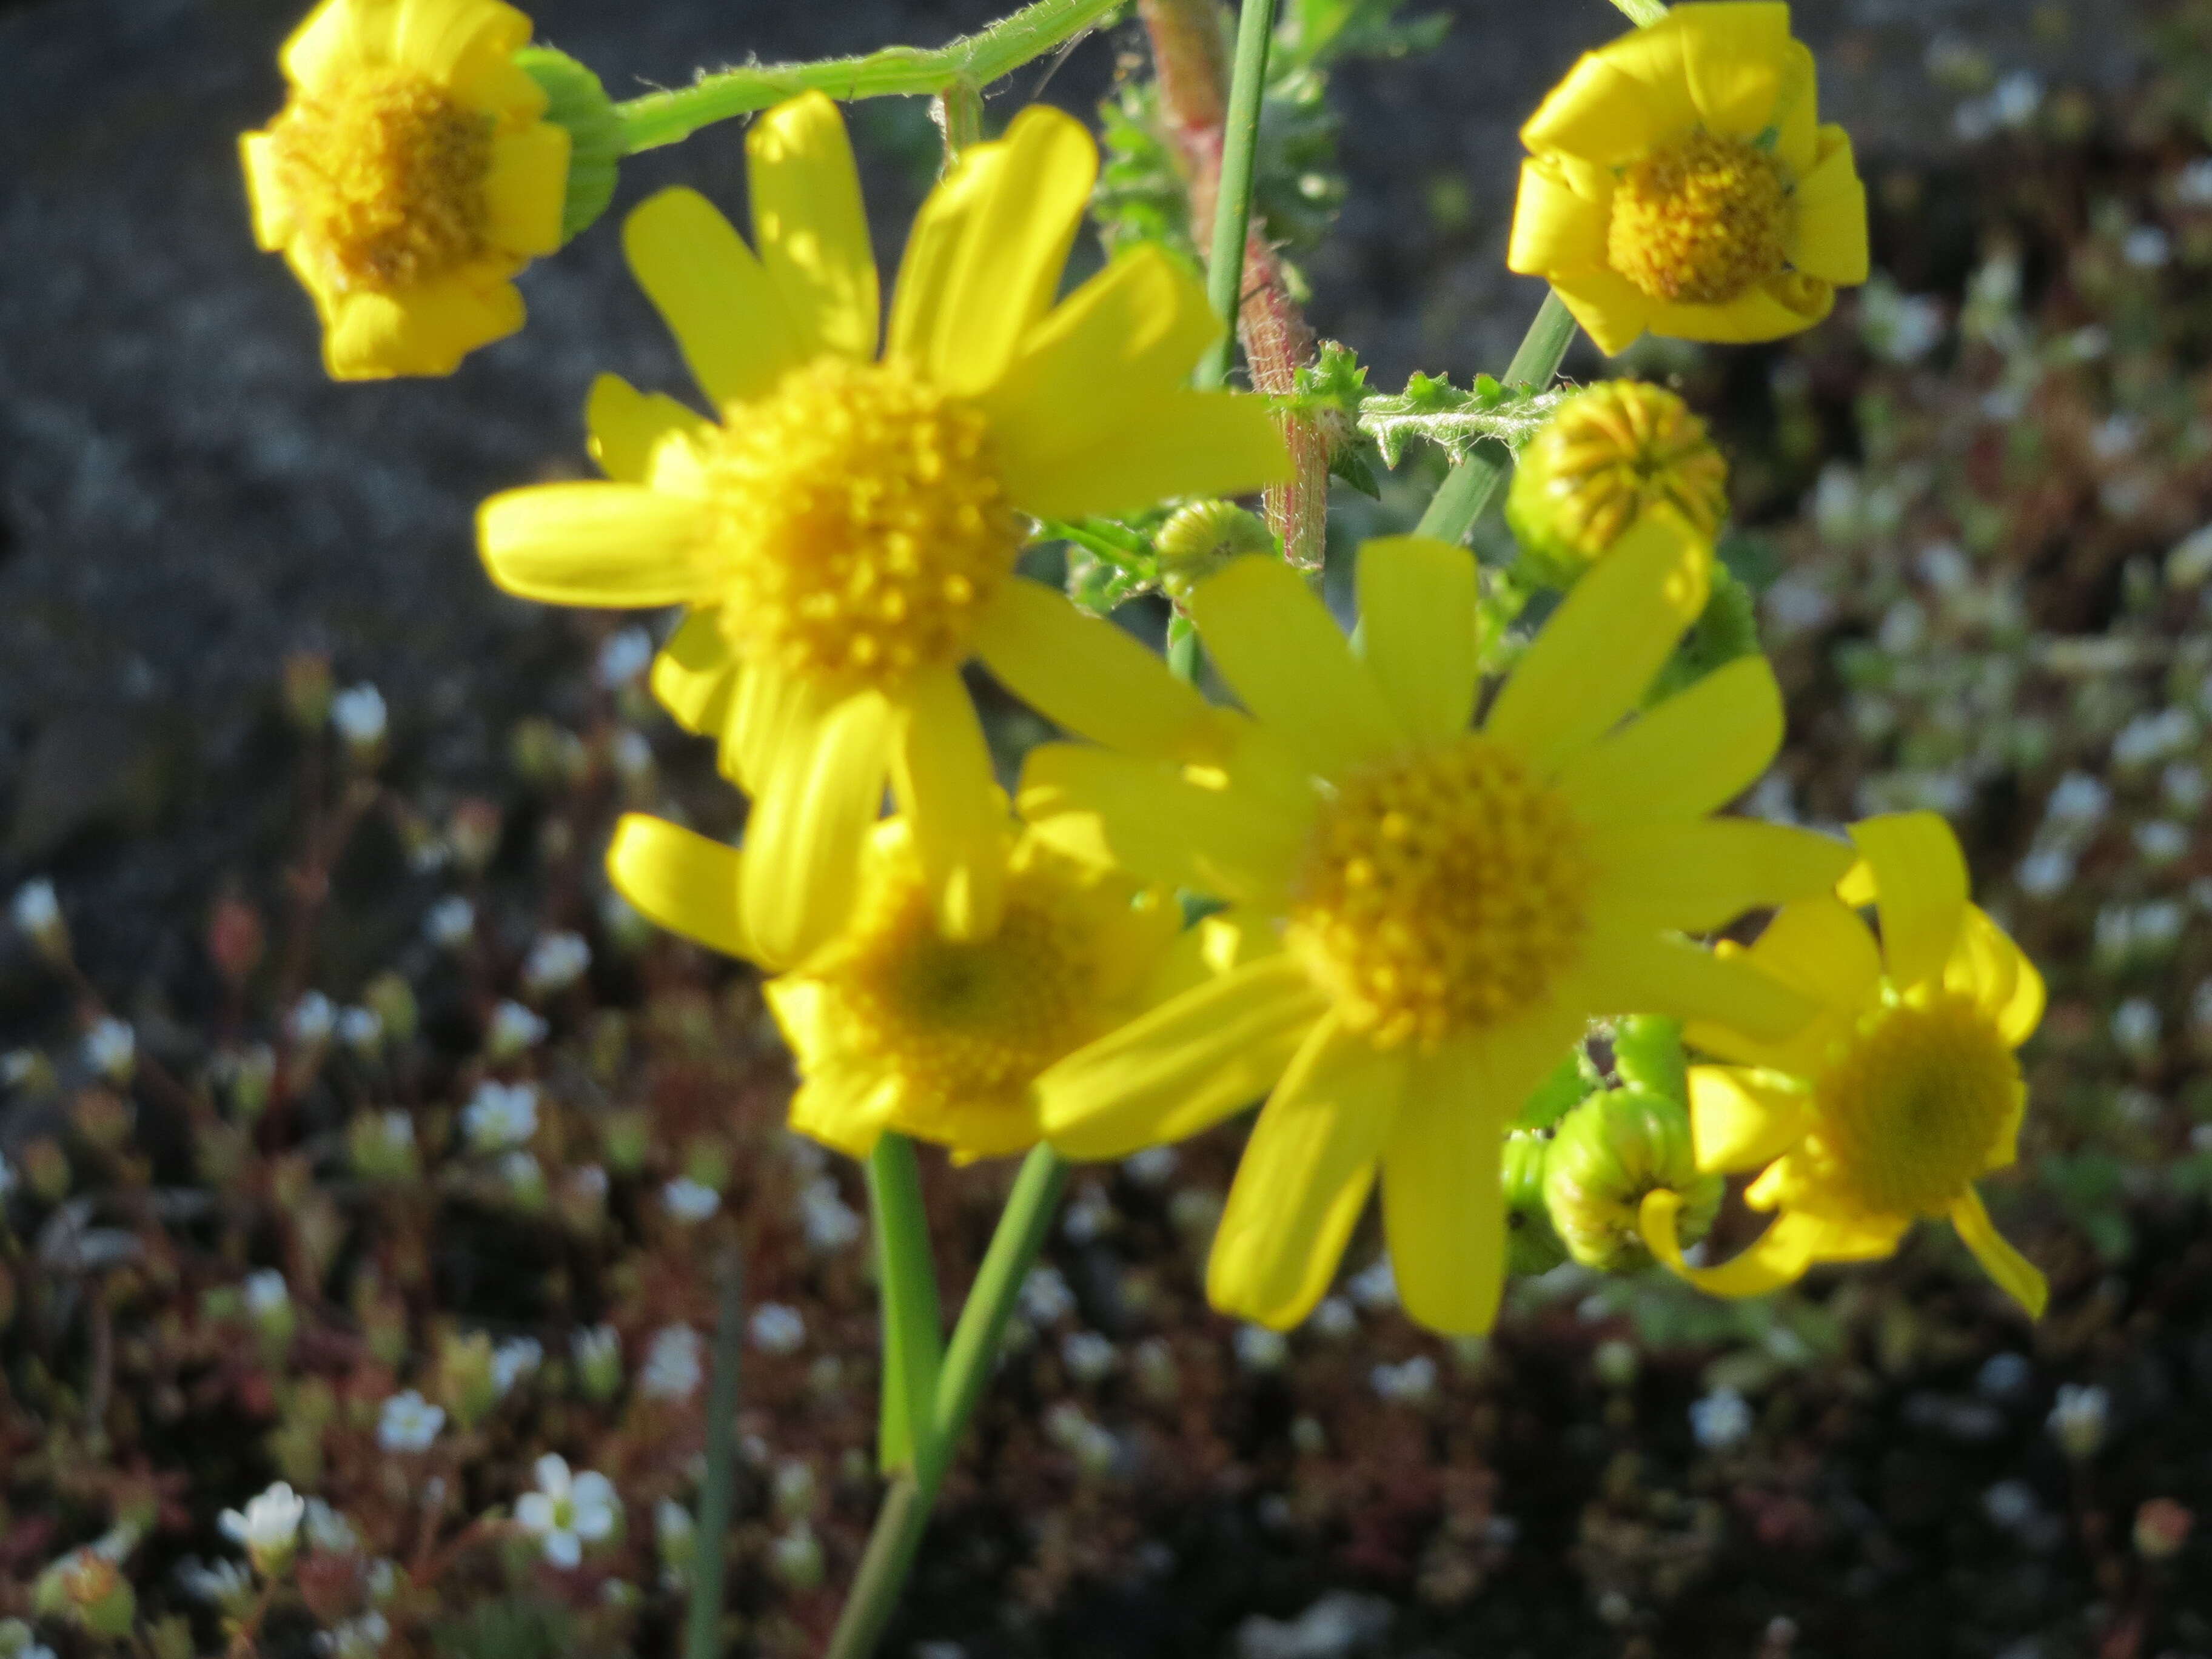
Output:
[
  {"xmin": 1509, "ymin": 3, "xmax": 1868, "ymax": 354},
  {"xmin": 240, "ymin": 0, "xmax": 571, "ymax": 378}
]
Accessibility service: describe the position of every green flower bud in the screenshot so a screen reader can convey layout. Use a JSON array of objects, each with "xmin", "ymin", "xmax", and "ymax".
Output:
[
  {"xmin": 1502, "ymin": 1130, "xmax": 1567, "ymax": 1275},
  {"xmin": 514, "ymin": 48, "xmax": 621, "ymax": 244},
  {"xmin": 1611, "ymin": 1015, "xmax": 1687, "ymax": 1104},
  {"xmin": 1506, "ymin": 380, "xmax": 1728, "ymax": 589},
  {"xmin": 1154, "ymin": 500, "xmax": 1274, "ymax": 603},
  {"xmin": 1542, "ymin": 1087, "xmax": 1722, "ymax": 1272}
]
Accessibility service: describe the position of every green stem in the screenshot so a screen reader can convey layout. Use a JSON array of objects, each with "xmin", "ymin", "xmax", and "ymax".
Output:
[
  {"xmin": 1195, "ymin": 0, "xmax": 1279, "ymax": 389},
  {"xmin": 865, "ymin": 1133, "xmax": 944, "ymax": 1475},
  {"xmin": 615, "ymin": 0, "xmax": 1123, "ymax": 153},
  {"xmin": 1609, "ymin": 0, "xmax": 1668, "ymax": 24},
  {"xmin": 932, "ymin": 81, "xmax": 987, "ymax": 160},
  {"xmin": 1413, "ymin": 289, "xmax": 1580, "ymax": 546},
  {"xmin": 824, "ymin": 1145, "xmax": 1068, "ymax": 1659},
  {"xmin": 683, "ymin": 1248, "xmax": 745, "ymax": 1659}
]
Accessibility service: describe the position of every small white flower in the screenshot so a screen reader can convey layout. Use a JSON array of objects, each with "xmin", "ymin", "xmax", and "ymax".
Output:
[
  {"xmin": 2113, "ymin": 707, "xmax": 2197, "ymax": 769},
  {"xmin": 799, "ymin": 1177, "xmax": 862, "ymax": 1250},
  {"xmin": 243, "ymin": 1269, "xmax": 290, "ymax": 1318},
  {"xmin": 424, "ymin": 896, "xmax": 475, "ymax": 949},
  {"xmin": 771, "ymin": 1459, "xmax": 817, "ymax": 1518},
  {"xmin": 377, "ymin": 1390, "xmax": 445, "ymax": 1453},
  {"xmin": 2122, "ymin": 225, "xmax": 2171, "ymax": 270},
  {"xmin": 303, "ymin": 1498, "xmax": 359, "ymax": 1555},
  {"xmin": 1990, "ymin": 69, "xmax": 2042, "ymax": 129},
  {"xmin": 1121, "ymin": 1145, "xmax": 1179, "ymax": 1187},
  {"xmin": 288, "ymin": 991, "xmax": 336, "ymax": 1045},
  {"xmin": 640, "ymin": 1325, "xmax": 704, "ymax": 1401},
  {"xmin": 2113, "ymin": 997, "xmax": 2162, "ymax": 1060},
  {"xmin": 515, "ymin": 1454, "xmax": 621, "ymax": 1569},
  {"xmin": 1061, "ymin": 1331, "xmax": 1116, "ymax": 1384},
  {"xmin": 373, "ymin": 1110, "xmax": 415, "ymax": 1151},
  {"xmin": 522, "ymin": 932, "xmax": 591, "ymax": 995},
  {"xmin": 11, "ymin": 878, "xmax": 59, "ymax": 937},
  {"xmin": 337, "ymin": 1007, "xmax": 383, "ymax": 1053},
  {"xmin": 1233, "ymin": 1325, "xmax": 1287, "ymax": 1373},
  {"xmin": 1019, "ymin": 1265, "xmax": 1074, "ymax": 1325},
  {"xmin": 662, "ymin": 1176, "xmax": 721, "ymax": 1224},
  {"xmin": 488, "ymin": 999, "xmax": 549, "ymax": 1055},
  {"xmin": 1690, "ymin": 1386, "xmax": 1754, "ymax": 1451},
  {"xmin": 1309, "ymin": 1296, "xmax": 1358, "ymax": 1339},
  {"xmin": 2179, "ymin": 156, "xmax": 2212, "ymax": 206},
  {"xmin": 314, "ymin": 1610, "xmax": 391, "ymax": 1658},
  {"xmin": 596, "ymin": 626, "xmax": 655, "ymax": 688},
  {"xmin": 750, "ymin": 1302, "xmax": 805, "ymax": 1355},
  {"xmin": 330, "ymin": 685, "xmax": 388, "ymax": 748},
  {"xmin": 220, "ymin": 1481, "xmax": 306, "ymax": 1577},
  {"xmin": 2136, "ymin": 821, "xmax": 2190, "ymax": 865},
  {"xmin": 1348, "ymin": 1256, "xmax": 1398, "ymax": 1312},
  {"xmin": 2045, "ymin": 770, "xmax": 2113, "ymax": 829},
  {"xmin": 1371, "ymin": 1355, "xmax": 1438, "ymax": 1404},
  {"xmin": 175, "ymin": 1555, "xmax": 256, "ymax": 1609},
  {"xmin": 463, "ymin": 1081, "xmax": 538, "ymax": 1152},
  {"xmin": 2048, "ymin": 1382, "xmax": 2110, "ymax": 1458},
  {"xmin": 491, "ymin": 1336, "xmax": 544, "ymax": 1396},
  {"xmin": 82, "ymin": 1017, "xmax": 135, "ymax": 1083},
  {"xmin": 2163, "ymin": 762, "xmax": 2207, "ymax": 814},
  {"xmin": 2016, "ymin": 847, "xmax": 2074, "ymax": 898},
  {"xmin": 611, "ymin": 729, "xmax": 655, "ymax": 781},
  {"xmin": 1062, "ymin": 1186, "xmax": 1115, "ymax": 1245},
  {"xmin": 768, "ymin": 1520, "xmax": 825, "ymax": 1589}
]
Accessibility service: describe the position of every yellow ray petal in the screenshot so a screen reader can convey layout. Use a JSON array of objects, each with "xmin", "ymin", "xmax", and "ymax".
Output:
[
  {"xmin": 1355, "ymin": 536, "xmax": 1482, "ymax": 746},
  {"xmin": 1951, "ymin": 1187, "xmax": 2048, "ymax": 1317},
  {"xmin": 623, "ymin": 187, "xmax": 803, "ymax": 411},
  {"xmin": 1640, "ymin": 1188, "xmax": 1818, "ymax": 1297},
  {"xmin": 648, "ymin": 610, "xmax": 736, "ymax": 734},
  {"xmin": 1038, "ymin": 956, "xmax": 1327, "ymax": 1158},
  {"xmin": 982, "ymin": 244, "xmax": 1224, "ymax": 480},
  {"xmin": 240, "ymin": 132, "xmax": 295, "ymax": 250},
  {"xmin": 999, "ymin": 389, "xmax": 1290, "ymax": 522},
  {"xmin": 1483, "ymin": 511, "xmax": 1710, "ymax": 776},
  {"xmin": 904, "ymin": 106, "xmax": 1096, "ymax": 396},
  {"xmin": 1521, "ymin": 47, "xmax": 1694, "ymax": 170},
  {"xmin": 394, "ymin": 0, "xmax": 531, "ymax": 84},
  {"xmin": 1188, "ymin": 556, "xmax": 1405, "ymax": 781},
  {"xmin": 1207, "ymin": 1017, "xmax": 1403, "ymax": 1330},
  {"xmin": 1548, "ymin": 269, "xmax": 1658, "ymax": 357},
  {"xmin": 740, "ymin": 689, "xmax": 894, "ymax": 968},
  {"xmin": 1576, "ymin": 930, "xmax": 1815, "ymax": 1041},
  {"xmin": 783, "ymin": 1056, "xmax": 902, "ymax": 1159},
  {"xmin": 477, "ymin": 482, "xmax": 711, "ymax": 606},
  {"xmin": 885, "ymin": 141, "xmax": 1002, "ymax": 367},
  {"xmin": 1144, "ymin": 904, "xmax": 1287, "ymax": 1003},
  {"xmin": 605, "ymin": 813, "xmax": 754, "ymax": 962},
  {"xmin": 1506, "ymin": 156, "xmax": 1610, "ymax": 280},
  {"xmin": 1587, "ymin": 819, "xmax": 1854, "ymax": 933},
  {"xmin": 972, "ymin": 577, "xmax": 1226, "ymax": 762},
  {"xmin": 1946, "ymin": 905, "xmax": 2045, "ymax": 1047},
  {"xmin": 747, "ymin": 91, "xmax": 879, "ymax": 362},
  {"xmin": 725, "ymin": 657, "xmax": 834, "ymax": 794},
  {"xmin": 586, "ymin": 374, "xmax": 708, "ymax": 484},
  {"xmin": 888, "ymin": 668, "xmax": 1005, "ymax": 942},
  {"xmin": 1687, "ymin": 1064, "xmax": 1809, "ymax": 1174},
  {"xmin": 1382, "ymin": 1034, "xmax": 1520, "ymax": 1336},
  {"xmin": 483, "ymin": 124, "xmax": 569, "ymax": 257},
  {"xmin": 323, "ymin": 274, "xmax": 523, "ymax": 379},
  {"xmin": 282, "ymin": 0, "xmax": 401, "ymax": 93},
  {"xmin": 1846, "ymin": 811, "xmax": 1968, "ymax": 990},
  {"xmin": 1789, "ymin": 125, "xmax": 1870, "ymax": 286},
  {"xmin": 1674, "ymin": 3, "xmax": 1800, "ymax": 142},
  {"xmin": 1017, "ymin": 743, "xmax": 1307, "ymax": 910},
  {"xmin": 1553, "ymin": 654, "xmax": 1785, "ymax": 827},
  {"xmin": 1743, "ymin": 895, "xmax": 1883, "ymax": 1010},
  {"xmin": 1644, "ymin": 273, "xmax": 1835, "ymax": 345}
]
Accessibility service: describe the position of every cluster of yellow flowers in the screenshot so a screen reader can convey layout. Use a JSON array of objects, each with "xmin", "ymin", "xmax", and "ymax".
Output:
[{"xmin": 239, "ymin": 0, "xmax": 2046, "ymax": 1339}]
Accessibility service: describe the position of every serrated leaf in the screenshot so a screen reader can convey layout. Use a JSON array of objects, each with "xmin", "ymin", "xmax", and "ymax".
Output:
[{"xmin": 1358, "ymin": 375, "xmax": 1568, "ymax": 468}]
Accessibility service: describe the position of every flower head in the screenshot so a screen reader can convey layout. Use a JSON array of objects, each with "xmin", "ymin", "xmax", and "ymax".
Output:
[
  {"xmin": 1640, "ymin": 812, "xmax": 2049, "ymax": 1316},
  {"xmin": 639, "ymin": 1324, "xmax": 704, "ymax": 1400},
  {"xmin": 220, "ymin": 1481, "xmax": 306, "ymax": 1578},
  {"xmin": 1509, "ymin": 3, "xmax": 1868, "ymax": 354},
  {"xmin": 1024, "ymin": 521, "xmax": 1851, "ymax": 1335},
  {"xmin": 482, "ymin": 92, "xmax": 1286, "ymax": 966},
  {"xmin": 376, "ymin": 1389, "xmax": 446, "ymax": 1452},
  {"xmin": 609, "ymin": 813, "xmax": 1183, "ymax": 1161},
  {"xmin": 240, "ymin": 0, "xmax": 570, "ymax": 377},
  {"xmin": 463, "ymin": 1080, "xmax": 538, "ymax": 1150},
  {"xmin": 515, "ymin": 1455, "xmax": 620, "ymax": 1569}
]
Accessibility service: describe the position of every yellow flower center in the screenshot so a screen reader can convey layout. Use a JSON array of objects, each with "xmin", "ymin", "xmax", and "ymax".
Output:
[
  {"xmin": 1607, "ymin": 130, "xmax": 1791, "ymax": 306},
  {"xmin": 1808, "ymin": 993, "xmax": 2020, "ymax": 1217},
  {"xmin": 1523, "ymin": 382, "xmax": 1729, "ymax": 558},
  {"xmin": 1287, "ymin": 735, "xmax": 1592, "ymax": 1048},
  {"xmin": 828, "ymin": 856, "xmax": 1107, "ymax": 1118},
  {"xmin": 702, "ymin": 357, "xmax": 1022, "ymax": 692},
  {"xmin": 268, "ymin": 67, "xmax": 493, "ymax": 293}
]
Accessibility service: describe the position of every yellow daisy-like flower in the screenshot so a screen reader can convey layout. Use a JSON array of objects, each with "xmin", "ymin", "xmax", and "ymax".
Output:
[
  {"xmin": 241, "ymin": 0, "xmax": 571, "ymax": 378},
  {"xmin": 605, "ymin": 812, "xmax": 1185, "ymax": 1161},
  {"xmin": 1508, "ymin": 2, "xmax": 1869, "ymax": 355},
  {"xmin": 479, "ymin": 93, "xmax": 1286, "ymax": 968},
  {"xmin": 1022, "ymin": 518, "xmax": 1855, "ymax": 1335},
  {"xmin": 1639, "ymin": 811, "xmax": 2050, "ymax": 1316}
]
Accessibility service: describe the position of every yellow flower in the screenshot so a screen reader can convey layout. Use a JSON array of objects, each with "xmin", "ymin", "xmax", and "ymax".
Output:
[
  {"xmin": 1022, "ymin": 519, "xmax": 1854, "ymax": 1335},
  {"xmin": 1505, "ymin": 380, "xmax": 1729, "ymax": 584},
  {"xmin": 241, "ymin": 0, "xmax": 571, "ymax": 378},
  {"xmin": 479, "ymin": 93, "xmax": 1287, "ymax": 967},
  {"xmin": 605, "ymin": 812, "xmax": 1185, "ymax": 1161},
  {"xmin": 1638, "ymin": 811, "xmax": 2049, "ymax": 1316},
  {"xmin": 1508, "ymin": 2, "xmax": 1868, "ymax": 355}
]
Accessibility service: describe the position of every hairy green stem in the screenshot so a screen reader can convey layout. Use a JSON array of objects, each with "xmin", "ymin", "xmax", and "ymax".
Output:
[
  {"xmin": 824, "ymin": 1145, "xmax": 1068, "ymax": 1659},
  {"xmin": 1413, "ymin": 289, "xmax": 1580, "ymax": 546},
  {"xmin": 1195, "ymin": 0, "xmax": 1280, "ymax": 389},
  {"xmin": 866, "ymin": 1133, "xmax": 945, "ymax": 1475},
  {"xmin": 683, "ymin": 1248, "xmax": 745, "ymax": 1659},
  {"xmin": 614, "ymin": 0, "xmax": 1122, "ymax": 153}
]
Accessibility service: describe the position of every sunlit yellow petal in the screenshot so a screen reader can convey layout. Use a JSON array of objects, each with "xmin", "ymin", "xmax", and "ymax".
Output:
[
  {"xmin": 1506, "ymin": 156, "xmax": 1610, "ymax": 280},
  {"xmin": 1355, "ymin": 536, "xmax": 1481, "ymax": 745},
  {"xmin": 1640, "ymin": 1188, "xmax": 1820, "ymax": 1296},
  {"xmin": 1521, "ymin": 49, "xmax": 1693, "ymax": 169},
  {"xmin": 885, "ymin": 141, "xmax": 1002, "ymax": 367},
  {"xmin": 1643, "ymin": 273, "xmax": 1834, "ymax": 344},
  {"xmin": 623, "ymin": 186, "xmax": 803, "ymax": 411},
  {"xmin": 1188, "ymin": 556, "xmax": 1405, "ymax": 780},
  {"xmin": 586, "ymin": 373, "xmax": 708, "ymax": 484},
  {"xmin": 1847, "ymin": 811, "xmax": 1968, "ymax": 990},
  {"xmin": 1144, "ymin": 905, "xmax": 1286, "ymax": 1003},
  {"xmin": 1789, "ymin": 125, "xmax": 1870, "ymax": 285},
  {"xmin": 393, "ymin": 0, "xmax": 530, "ymax": 84},
  {"xmin": 888, "ymin": 668, "xmax": 1005, "ymax": 942},
  {"xmin": 1381, "ymin": 1037, "xmax": 1510, "ymax": 1336},
  {"xmin": 323, "ymin": 274, "xmax": 522, "ymax": 379},
  {"xmin": 1741, "ymin": 895, "xmax": 1883, "ymax": 1010},
  {"xmin": 283, "ymin": 0, "xmax": 401, "ymax": 94},
  {"xmin": 1207, "ymin": 1017, "xmax": 1403, "ymax": 1330},
  {"xmin": 1553, "ymin": 655, "xmax": 1784, "ymax": 826},
  {"xmin": 747, "ymin": 92, "xmax": 880, "ymax": 362},
  {"xmin": 1484, "ymin": 511, "xmax": 1710, "ymax": 776},
  {"xmin": 1548, "ymin": 269, "xmax": 1658, "ymax": 357},
  {"xmin": 1687, "ymin": 1064, "xmax": 1809, "ymax": 1174},
  {"xmin": 605, "ymin": 813, "xmax": 753, "ymax": 961},
  {"xmin": 1039, "ymin": 957, "xmax": 1327, "ymax": 1158},
  {"xmin": 1588, "ymin": 819, "xmax": 1854, "ymax": 933},
  {"xmin": 482, "ymin": 123, "xmax": 568, "ymax": 257},
  {"xmin": 477, "ymin": 482, "xmax": 711, "ymax": 606},
  {"xmin": 1946, "ymin": 905, "xmax": 2045, "ymax": 1048},
  {"xmin": 240, "ymin": 132, "xmax": 295, "ymax": 249},
  {"xmin": 1576, "ymin": 930, "xmax": 1815, "ymax": 1039},
  {"xmin": 1672, "ymin": 2, "xmax": 1798, "ymax": 141},
  {"xmin": 999, "ymin": 390, "xmax": 1290, "ymax": 522},
  {"xmin": 1951, "ymin": 1187, "xmax": 2048, "ymax": 1317},
  {"xmin": 782, "ymin": 1057, "xmax": 901, "ymax": 1159},
  {"xmin": 740, "ymin": 689, "xmax": 894, "ymax": 968},
  {"xmin": 647, "ymin": 610, "xmax": 735, "ymax": 736},
  {"xmin": 725, "ymin": 657, "xmax": 832, "ymax": 795}
]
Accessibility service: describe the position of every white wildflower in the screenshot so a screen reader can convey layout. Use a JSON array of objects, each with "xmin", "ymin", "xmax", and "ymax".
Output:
[
  {"xmin": 220, "ymin": 1481, "xmax": 305, "ymax": 1578},
  {"xmin": 521, "ymin": 932, "xmax": 591, "ymax": 995},
  {"xmin": 462, "ymin": 1081, "xmax": 538, "ymax": 1152},
  {"xmin": 82, "ymin": 1017, "xmax": 135, "ymax": 1084},
  {"xmin": 1061, "ymin": 1331, "xmax": 1116, "ymax": 1384},
  {"xmin": 515, "ymin": 1455, "xmax": 620, "ymax": 1570},
  {"xmin": 488, "ymin": 999, "xmax": 549, "ymax": 1055},
  {"xmin": 424, "ymin": 896, "xmax": 475, "ymax": 949},
  {"xmin": 750, "ymin": 1302, "xmax": 805, "ymax": 1355},
  {"xmin": 175, "ymin": 1556, "xmax": 256, "ymax": 1610},
  {"xmin": 661, "ymin": 1177, "xmax": 720, "ymax": 1224},
  {"xmin": 799, "ymin": 1177, "xmax": 862, "ymax": 1251},
  {"xmin": 640, "ymin": 1326, "xmax": 704, "ymax": 1401},
  {"xmin": 1233, "ymin": 1325, "xmax": 1287, "ymax": 1373},
  {"xmin": 1371, "ymin": 1355, "xmax": 1438, "ymax": 1404},
  {"xmin": 376, "ymin": 1390, "xmax": 445, "ymax": 1453},
  {"xmin": 1019, "ymin": 1265, "xmax": 1075, "ymax": 1325},
  {"xmin": 1690, "ymin": 1386, "xmax": 1754, "ymax": 1451},
  {"xmin": 337, "ymin": 1006, "xmax": 383, "ymax": 1053},
  {"xmin": 288, "ymin": 991, "xmax": 336, "ymax": 1045},
  {"xmin": 595, "ymin": 627, "xmax": 655, "ymax": 688},
  {"xmin": 491, "ymin": 1336, "xmax": 543, "ymax": 1396},
  {"xmin": 303, "ymin": 1498, "xmax": 358, "ymax": 1555},
  {"xmin": 1349, "ymin": 1256, "xmax": 1398, "ymax": 1311},
  {"xmin": 2048, "ymin": 1382, "xmax": 2110, "ymax": 1458},
  {"xmin": 1122, "ymin": 1145, "xmax": 1179, "ymax": 1187},
  {"xmin": 330, "ymin": 685, "xmax": 387, "ymax": 748}
]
